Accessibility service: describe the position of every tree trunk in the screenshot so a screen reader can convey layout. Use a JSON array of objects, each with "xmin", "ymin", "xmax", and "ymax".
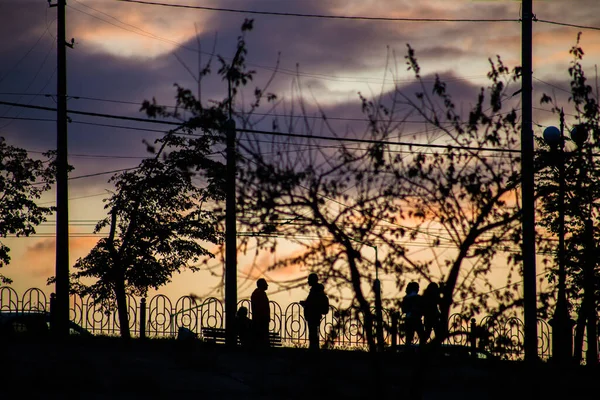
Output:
[
  {"xmin": 583, "ymin": 219, "xmax": 597, "ymax": 365},
  {"xmin": 347, "ymin": 255, "xmax": 376, "ymax": 352},
  {"xmin": 114, "ymin": 265, "xmax": 131, "ymax": 340},
  {"xmin": 573, "ymin": 303, "xmax": 586, "ymax": 363}
]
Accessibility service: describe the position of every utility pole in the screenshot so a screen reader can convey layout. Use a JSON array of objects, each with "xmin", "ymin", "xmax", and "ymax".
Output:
[
  {"xmin": 224, "ymin": 47, "xmax": 243, "ymax": 347},
  {"xmin": 225, "ymin": 118, "xmax": 237, "ymax": 347},
  {"xmin": 49, "ymin": 0, "xmax": 71, "ymax": 338},
  {"xmin": 521, "ymin": 0, "xmax": 538, "ymax": 362}
]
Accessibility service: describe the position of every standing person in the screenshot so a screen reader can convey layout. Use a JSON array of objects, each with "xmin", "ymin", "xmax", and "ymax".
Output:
[
  {"xmin": 401, "ymin": 281, "xmax": 425, "ymax": 346},
  {"xmin": 251, "ymin": 278, "xmax": 270, "ymax": 349},
  {"xmin": 422, "ymin": 282, "xmax": 442, "ymax": 344},
  {"xmin": 300, "ymin": 273, "xmax": 329, "ymax": 351}
]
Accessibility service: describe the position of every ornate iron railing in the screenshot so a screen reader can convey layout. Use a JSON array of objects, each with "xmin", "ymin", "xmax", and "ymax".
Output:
[{"xmin": 2, "ymin": 286, "xmax": 590, "ymax": 361}]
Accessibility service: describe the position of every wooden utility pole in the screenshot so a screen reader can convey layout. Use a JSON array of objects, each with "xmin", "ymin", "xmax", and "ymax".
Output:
[
  {"xmin": 50, "ymin": 0, "xmax": 70, "ymax": 338},
  {"xmin": 225, "ymin": 118, "xmax": 237, "ymax": 347},
  {"xmin": 521, "ymin": 0, "xmax": 538, "ymax": 362}
]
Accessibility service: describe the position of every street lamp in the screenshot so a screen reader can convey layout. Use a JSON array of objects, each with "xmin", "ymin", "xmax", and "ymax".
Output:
[
  {"xmin": 542, "ymin": 113, "xmax": 588, "ymax": 364},
  {"xmin": 569, "ymin": 123, "xmax": 598, "ymax": 366}
]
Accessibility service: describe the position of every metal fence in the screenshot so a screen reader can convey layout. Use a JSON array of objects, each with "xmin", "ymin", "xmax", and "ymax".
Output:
[{"xmin": 0, "ymin": 286, "xmax": 565, "ymax": 360}]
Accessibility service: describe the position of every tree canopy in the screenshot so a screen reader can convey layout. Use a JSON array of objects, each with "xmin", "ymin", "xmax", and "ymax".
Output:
[{"xmin": 0, "ymin": 137, "xmax": 55, "ymax": 284}]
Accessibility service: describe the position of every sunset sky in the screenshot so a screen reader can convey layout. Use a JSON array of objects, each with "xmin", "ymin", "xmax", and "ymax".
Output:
[{"xmin": 1, "ymin": 0, "xmax": 600, "ymax": 310}]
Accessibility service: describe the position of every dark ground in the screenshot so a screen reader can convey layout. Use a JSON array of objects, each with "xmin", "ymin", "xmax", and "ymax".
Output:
[{"xmin": 1, "ymin": 337, "xmax": 597, "ymax": 399}]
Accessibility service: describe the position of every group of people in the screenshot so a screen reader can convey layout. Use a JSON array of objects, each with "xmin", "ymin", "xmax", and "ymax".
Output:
[
  {"xmin": 237, "ymin": 275, "xmax": 442, "ymax": 349},
  {"xmin": 402, "ymin": 281, "xmax": 443, "ymax": 346},
  {"xmin": 236, "ymin": 273, "xmax": 329, "ymax": 351}
]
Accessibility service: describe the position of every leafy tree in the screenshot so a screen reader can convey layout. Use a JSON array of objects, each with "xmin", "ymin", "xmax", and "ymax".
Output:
[
  {"xmin": 69, "ymin": 19, "xmax": 266, "ymax": 339},
  {"xmin": 537, "ymin": 32, "xmax": 600, "ymax": 364},
  {"xmin": 234, "ymin": 46, "xmax": 539, "ymax": 352},
  {"xmin": 70, "ymin": 131, "xmax": 224, "ymax": 338},
  {"xmin": 125, "ymin": 19, "xmax": 537, "ymax": 353},
  {"xmin": 0, "ymin": 137, "xmax": 55, "ymax": 284},
  {"xmin": 390, "ymin": 48, "xmax": 537, "ymax": 342}
]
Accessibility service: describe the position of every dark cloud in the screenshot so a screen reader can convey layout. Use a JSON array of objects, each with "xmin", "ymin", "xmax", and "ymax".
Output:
[
  {"xmin": 0, "ymin": 0, "xmax": 598, "ymax": 193},
  {"xmin": 0, "ymin": 2, "xmax": 52, "ymax": 53}
]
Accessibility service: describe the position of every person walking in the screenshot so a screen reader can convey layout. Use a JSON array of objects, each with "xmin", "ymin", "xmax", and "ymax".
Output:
[
  {"xmin": 401, "ymin": 281, "xmax": 425, "ymax": 346},
  {"xmin": 300, "ymin": 273, "xmax": 329, "ymax": 351},
  {"xmin": 422, "ymin": 282, "xmax": 442, "ymax": 344},
  {"xmin": 251, "ymin": 278, "xmax": 271, "ymax": 349}
]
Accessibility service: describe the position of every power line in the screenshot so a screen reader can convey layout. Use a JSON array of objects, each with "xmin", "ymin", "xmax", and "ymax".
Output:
[
  {"xmin": 1, "ymin": 113, "xmax": 510, "ymax": 160},
  {"xmin": 116, "ymin": 0, "xmax": 519, "ymax": 23},
  {"xmin": 0, "ymin": 116, "xmax": 55, "ymax": 122},
  {"xmin": 64, "ymin": 2, "xmax": 392, "ymax": 85},
  {"xmin": 0, "ymin": 114, "xmax": 517, "ymax": 160},
  {"xmin": 0, "ymin": 22, "xmax": 50, "ymax": 85},
  {"xmin": 455, "ymin": 269, "xmax": 549, "ymax": 304},
  {"xmin": 65, "ymin": 4, "xmax": 492, "ymax": 86},
  {"xmin": 537, "ymin": 18, "xmax": 600, "ymax": 32},
  {"xmin": 239, "ymin": 127, "xmax": 521, "ymax": 153},
  {"xmin": 69, "ymin": 167, "xmax": 139, "ymax": 180},
  {"xmin": 39, "ymin": 192, "xmax": 110, "ymax": 205},
  {"xmin": 17, "ymin": 146, "xmax": 149, "ymax": 160},
  {"xmin": 0, "ymin": 99, "xmax": 180, "ymax": 126},
  {"xmin": 71, "ymin": 119, "xmax": 174, "ymax": 133},
  {"xmin": 0, "ymin": 39, "xmax": 57, "ymax": 131},
  {"xmin": 1, "ymin": 92, "xmax": 493, "ymax": 126},
  {"xmin": 533, "ymin": 77, "xmax": 570, "ymax": 95},
  {"xmin": 0, "ymin": 99, "xmax": 521, "ymax": 153}
]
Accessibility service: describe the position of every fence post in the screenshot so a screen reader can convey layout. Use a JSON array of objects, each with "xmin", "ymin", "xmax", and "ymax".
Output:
[
  {"xmin": 49, "ymin": 292, "xmax": 57, "ymax": 335},
  {"xmin": 470, "ymin": 318, "xmax": 477, "ymax": 357},
  {"xmin": 391, "ymin": 312, "xmax": 398, "ymax": 350},
  {"xmin": 140, "ymin": 297, "xmax": 147, "ymax": 340}
]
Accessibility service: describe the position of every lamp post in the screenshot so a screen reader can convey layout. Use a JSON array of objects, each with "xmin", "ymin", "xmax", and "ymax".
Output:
[
  {"xmin": 543, "ymin": 112, "xmax": 584, "ymax": 364},
  {"xmin": 570, "ymin": 123, "xmax": 598, "ymax": 366},
  {"xmin": 373, "ymin": 249, "xmax": 384, "ymax": 352}
]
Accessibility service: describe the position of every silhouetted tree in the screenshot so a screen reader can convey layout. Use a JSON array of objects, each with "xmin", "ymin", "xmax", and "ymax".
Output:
[
  {"xmin": 70, "ymin": 19, "xmax": 266, "ymax": 339},
  {"xmin": 387, "ymin": 47, "xmax": 535, "ymax": 343},
  {"xmin": 0, "ymin": 138, "xmax": 55, "ymax": 284},
  {"xmin": 70, "ymin": 130, "xmax": 224, "ymax": 339},
  {"xmin": 125, "ymin": 20, "xmax": 542, "ymax": 352},
  {"xmin": 234, "ymin": 46, "xmax": 540, "ymax": 351},
  {"xmin": 537, "ymin": 33, "xmax": 600, "ymax": 364}
]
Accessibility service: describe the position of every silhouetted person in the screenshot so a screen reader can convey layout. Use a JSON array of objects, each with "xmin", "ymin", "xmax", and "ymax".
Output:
[
  {"xmin": 300, "ymin": 273, "xmax": 328, "ymax": 351},
  {"xmin": 251, "ymin": 278, "xmax": 270, "ymax": 349},
  {"xmin": 235, "ymin": 306, "xmax": 252, "ymax": 348},
  {"xmin": 422, "ymin": 282, "xmax": 442, "ymax": 343},
  {"xmin": 402, "ymin": 281, "xmax": 425, "ymax": 346}
]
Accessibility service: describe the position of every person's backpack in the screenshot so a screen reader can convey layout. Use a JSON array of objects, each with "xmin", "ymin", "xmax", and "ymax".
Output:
[{"xmin": 319, "ymin": 291, "xmax": 330, "ymax": 315}]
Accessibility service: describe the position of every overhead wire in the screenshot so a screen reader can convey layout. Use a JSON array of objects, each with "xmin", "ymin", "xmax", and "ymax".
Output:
[
  {"xmin": 0, "ymin": 40, "xmax": 57, "ymax": 130},
  {"xmin": 116, "ymin": 0, "xmax": 519, "ymax": 23},
  {"xmin": 114, "ymin": 1, "xmax": 600, "ymax": 33},
  {"xmin": 537, "ymin": 18, "xmax": 600, "ymax": 32},
  {"xmin": 0, "ymin": 21, "xmax": 50, "ymax": 85},
  {"xmin": 0, "ymin": 100, "xmax": 522, "ymax": 153},
  {"xmin": 0, "ymin": 92, "xmax": 524, "ymax": 137},
  {"xmin": 0, "ymin": 6, "xmax": 58, "ymax": 128},
  {"xmin": 6, "ymin": 1, "xmax": 588, "ymax": 305},
  {"xmin": 67, "ymin": 1, "xmax": 492, "ymax": 85}
]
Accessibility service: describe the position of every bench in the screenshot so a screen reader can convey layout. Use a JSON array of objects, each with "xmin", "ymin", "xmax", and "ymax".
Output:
[{"xmin": 201, "ymin": 327, "xmax": 282, "ymax": 347}]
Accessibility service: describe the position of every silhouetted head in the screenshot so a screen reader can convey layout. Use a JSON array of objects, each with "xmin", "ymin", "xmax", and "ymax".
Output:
[
  {"xmin": 426, "ymin": 282, "xmax": 439, "ymax": 293},
  {"xmin": 237, "ymin": 306, "xmax": 248, "ymax": 317},
  {"xmin": 308, "ymin": 273, "xmax": 319, "ymax": 287},
  {"xmin": 406, "ymin": 281, "xmax": 419, "ymax": 294},
  {"xmin": 257, "ymin": 278, "xmax": 268, "ymax": 290}
]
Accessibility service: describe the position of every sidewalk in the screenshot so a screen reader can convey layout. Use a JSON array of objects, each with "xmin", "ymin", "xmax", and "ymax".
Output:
[{"xmin": 1, "ymin": 337, "xmax": 595, "ymax": 399}]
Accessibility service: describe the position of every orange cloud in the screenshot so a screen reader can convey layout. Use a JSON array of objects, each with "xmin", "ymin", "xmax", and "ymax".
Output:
[{"xmin": 67, "ymin": 1, "xmax": 212, "ymax": 58}]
